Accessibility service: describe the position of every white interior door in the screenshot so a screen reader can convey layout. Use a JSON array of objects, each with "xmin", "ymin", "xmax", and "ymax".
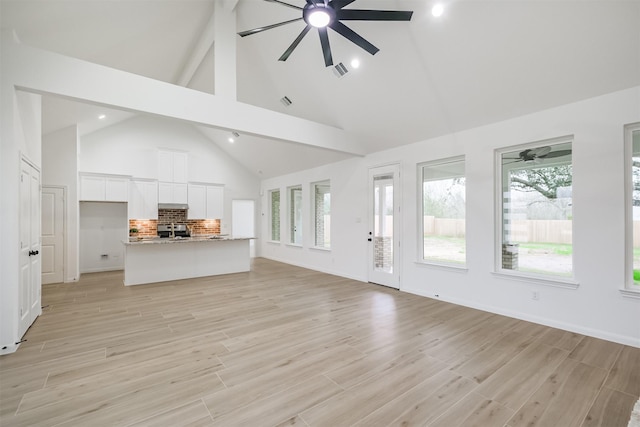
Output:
[
  {"xmin": 19, "ymin": 159, "xmax": 42, "ymax": 337},
  {"xmin": 232, "ymin": 199, "xmax": 255, "ymax": 257},
  {"xmin": 368, "ymin": 164, "xmax": 400, "ymax": 288},
  {"xmin": 42, "ymin": 186, "xmax": 65, "ymax": 284}
]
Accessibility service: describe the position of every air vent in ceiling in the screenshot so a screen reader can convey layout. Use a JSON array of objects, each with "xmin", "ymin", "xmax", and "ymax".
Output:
[
  {"xmin": 333, "ymin": 62, "xmax": 349, "ymax": 78},
  {"xmin": 280, "ymin": 96, "xmax": 292, "ymax": 107}
]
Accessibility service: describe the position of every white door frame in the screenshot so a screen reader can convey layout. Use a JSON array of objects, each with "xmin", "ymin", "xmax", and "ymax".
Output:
[{"xmin": 367, "ymin": 163, "xmax": 401, "ymax": 289}]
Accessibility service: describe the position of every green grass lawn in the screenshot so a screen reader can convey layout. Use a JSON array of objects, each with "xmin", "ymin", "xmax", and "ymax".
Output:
[{"xmin": 517, "ymin": 242, "xmax": 573, "ymax": 256}]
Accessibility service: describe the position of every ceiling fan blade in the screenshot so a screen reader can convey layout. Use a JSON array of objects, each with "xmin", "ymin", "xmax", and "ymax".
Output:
[
  {"xmin": 279, "ymin": 24, "xmax": 312, "ymax": 61},
  {"xmin": 329, "ymin": 20, "xmax": 379, "ymax": 55},
  {"xmin": 238, "ymin": 17, "xmax": 303, "ymax": 37},
  {"xmin": 264, "ymin": 0, "xmax": 303, "ymax": 10},
  {"xmin": 318, "ymin": 27, "xmax": 333, "ymax": 67},
  {"xmin": 540, "ymin": 149, "xmax": 572, "ymax": 159},
  {"xmin": 336, "ymin": 9, "xmax": 414, "ymax": 21},
  {"xmin": 331, "ymin": 0, "xmax": 357, "ymax": 9}
]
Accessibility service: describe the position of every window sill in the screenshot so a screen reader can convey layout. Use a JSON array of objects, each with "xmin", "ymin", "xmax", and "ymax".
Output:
[
  {"xmin": 492, "ymin": 270, "xmax": 579, "ymax": 289},
  {"xmin": 310, "ymin": 246, "xmax": 331, "ymax": 252},
  {"xmin": 415, "ymin": 260, "xmax": 468, "ymax": 273},
  {"xmin": 266, "ymin": 240, "xmax": 281, "ymax": 245},
  {"xmin": 619, "ymin": 288, "xmax": 640, "ymax": 300},
  {"xmin": 285, "ymin": 243, "xmax": 303, "ymax": 249}
]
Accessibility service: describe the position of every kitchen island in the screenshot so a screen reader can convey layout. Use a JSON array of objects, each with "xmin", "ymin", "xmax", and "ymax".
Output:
[{"xmin": 123, "ymin": 236, "xmax": 252, "ymax": 286}]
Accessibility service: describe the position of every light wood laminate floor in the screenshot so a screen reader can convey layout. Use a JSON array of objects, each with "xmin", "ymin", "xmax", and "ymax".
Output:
[{"xmin": 1, "ymin": 258, "xmax": 638, "ymax": 426}]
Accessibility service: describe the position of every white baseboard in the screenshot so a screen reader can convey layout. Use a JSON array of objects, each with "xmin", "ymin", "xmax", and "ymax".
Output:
[{"xmin": 403, "ymin": 286, "xmax": 640, "ymax": 348}]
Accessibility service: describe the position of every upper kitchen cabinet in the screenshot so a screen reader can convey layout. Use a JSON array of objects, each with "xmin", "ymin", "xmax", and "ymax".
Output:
[
  {"xmin": 129, "ymin": 179, "xmax": 158, "ymax": 219},
  {"xmin": 187, "ymin": 183, "xmax": 224, "ymax": 219},
  {"xmin": 158, "ymin": 182, "xmax": 188, "ymax": 204},
  {"xmin": 158, "ymin": 150, "xmax": 188, "ymax": 183},
  {"xmin": 80, "ymin": 173, "xmax": 129, "ymax": 202}
]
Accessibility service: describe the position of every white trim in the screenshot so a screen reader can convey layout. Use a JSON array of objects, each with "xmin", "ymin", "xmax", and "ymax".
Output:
[
  {"xmin": 310, "ymin": 179, "xmax": 331, "ymax": 251},
  {"xmin": 619, "ymin": 288, "xmax": 640, "ymax": 300},
  {"xmin": 267, "ymin": 188, "xmax": 281, "ymax": 243},
  {"xmin": 285, "ymin": 243, "xmax": 303, "ymax": 249},
  {"xmin": 403, "ymin": 286, "xmax": 639, "ymax": 348},
  {"xmin": 416, "ymin": 155, "xmax": 467, "ymax": 266},
  {"xmin": 492, "ymin": 271, "xmax": 579, "ymax": 289},
  {"xmin": 414, "ymin": 260, "xmax": 468, "ymax": 273},
  {"xmin": 624, "ymin": 122, "xmax": 640, "ymax": 290},
  {"xmin": 310, "ymin": 246, "xmax": 331, "ymax": 252},
  {"xmin": 494, "ymin": 136, "xmax": 575, "ymax": 278}
]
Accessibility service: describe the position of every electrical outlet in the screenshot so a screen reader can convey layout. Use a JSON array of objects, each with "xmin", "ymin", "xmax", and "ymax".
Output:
[{"xmin": 532, "ymin": 291, "xmax": 539, "ymax": 301}]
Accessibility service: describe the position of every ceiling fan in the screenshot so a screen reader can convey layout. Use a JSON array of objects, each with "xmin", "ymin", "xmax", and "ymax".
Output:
[
  {"xmin": 237, "ymin": 0, "xmax": 413, "ymax": 67},
  {"xmin": 503, "ymin": 146, "xmax": 572, "ymax": 164}
]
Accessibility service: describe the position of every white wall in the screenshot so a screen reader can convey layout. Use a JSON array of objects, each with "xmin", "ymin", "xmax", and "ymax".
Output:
[
  {"xmin": 42, "ymin": 125, "xmax": 80, "ymax": 282},
  {"xmin": 79, "ymin": 202, "xmax": 128, "ymax": 273},
  {"xmin": 260, "ymin": 87, "xmax": 640, "ymax": 347},
  {"xmin": 79, "ymin": 115, "xmax": 260, "ymax": 236}
]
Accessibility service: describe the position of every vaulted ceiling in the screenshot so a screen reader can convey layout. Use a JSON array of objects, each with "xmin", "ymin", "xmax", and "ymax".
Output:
[{"xmin": 2, "ymin": 0, "xmax": 639, "ymax": 177}]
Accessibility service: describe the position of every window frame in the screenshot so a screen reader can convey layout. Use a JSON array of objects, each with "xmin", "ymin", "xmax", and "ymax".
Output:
[
  {"xmin": 268, "ymin": 188, "xmax": 281, "ymax": 243},
  {"xmin": 311, "ymin": 180, "xmax": 331, "ymax": 250},
  {"xmin": 624, "ymin": 122, "xmax": 640, "ymax": 295},
  {"xmin": 494, "ymin": 136, "xmax": 578, "ymax": 288},
  {"xmin": 287, "ymin": 185, "xmax": 303, "ymax": 246},
  {"xmin": 417, "ymin": 156, "xmax": 467, "ymax": 268}
]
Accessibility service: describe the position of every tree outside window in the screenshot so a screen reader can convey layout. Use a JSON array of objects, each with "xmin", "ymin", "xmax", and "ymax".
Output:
[{"xmin": 500, "ymin": 141, "xmax": 573, "ymax": 277}]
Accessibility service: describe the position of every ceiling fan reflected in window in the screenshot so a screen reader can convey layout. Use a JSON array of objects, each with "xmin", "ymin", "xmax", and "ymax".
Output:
[
  {"xmin": 502, "ymin": 146, "xmax": 572, "ymax": 165},
  {"xmin": 237, "ymin": 0, "xmax": 414, "ymax": 67}
]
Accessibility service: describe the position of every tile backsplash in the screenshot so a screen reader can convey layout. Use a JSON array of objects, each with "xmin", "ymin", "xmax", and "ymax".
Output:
[{"xmin": 129, "ymin": 209, "xmax": 220, "ymax": 237}]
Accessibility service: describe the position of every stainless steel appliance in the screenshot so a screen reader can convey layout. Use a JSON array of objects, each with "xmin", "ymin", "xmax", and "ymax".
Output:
[{"xmin": 157, "ymin": 224, "xmax": 190, "ymax": 238}]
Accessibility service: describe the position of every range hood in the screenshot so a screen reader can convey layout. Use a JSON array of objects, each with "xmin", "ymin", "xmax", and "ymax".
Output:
[{"xmin": 158, "ymin": 203, "xmax": 189, "ymax": 210}]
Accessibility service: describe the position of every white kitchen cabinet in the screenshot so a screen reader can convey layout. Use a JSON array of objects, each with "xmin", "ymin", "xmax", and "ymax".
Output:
[
  {"xmin": 188, "ymin": 183, "xmax": 224, "ymax": 219},
  {"xmin": 187, "ymin": 184, "xmax": 206, "ymax": 219},
  {"xmin": 129, "ymin": 180, "xmax": 158, "ymax": 219},
  {"xmin": 80, "ymin": 174, "xmax": 129, "ymax": 202},
  {"xmin": 158, "ymin": 182, "xmax": 188, "ymax": 204},
  {"xmin": 158, "ymin": 150, "xmax": 188, "ymax": 183},
  {"xmin": 206, "ymin": 185, "xmax": 224, "ymax": 219}
]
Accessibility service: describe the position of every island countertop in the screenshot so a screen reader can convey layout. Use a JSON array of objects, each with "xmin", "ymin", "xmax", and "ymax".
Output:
[{"xmin": 123, "ymin": 235, "xmax": 254, "ymax": 245}]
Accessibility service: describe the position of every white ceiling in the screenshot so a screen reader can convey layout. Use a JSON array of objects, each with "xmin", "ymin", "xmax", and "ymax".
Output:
[{"xmin": 2, "ymin": 0, "xmax": 639, "ymax": 178}]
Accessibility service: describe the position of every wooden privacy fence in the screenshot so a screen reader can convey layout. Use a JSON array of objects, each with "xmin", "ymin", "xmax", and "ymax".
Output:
[{"xmin": 424, "ymin": 217, "xmax": 640, "ymax": 247}]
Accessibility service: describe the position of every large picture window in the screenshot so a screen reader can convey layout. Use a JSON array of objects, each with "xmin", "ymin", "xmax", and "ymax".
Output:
[
  {"xmin": 498, "ymin": 140, "xmax": 573, "ymax": 278},
  {"xmin": 312, "ymin": 181, "xmax": 331, "ymax": 249},
  {"xmin": 269, "ymin": 189, "xmax": 280, "ymax": 242},
  {"xmin": 626, "ymin": 124, "xmax": 640, "ymax": 290},
  {"xmin": 288, "ymin": 185, "xmax": 303, "ymax": 245},
  {"xmin": 420, "ymin": 157, "xmax": 466, "ymax": 265}
]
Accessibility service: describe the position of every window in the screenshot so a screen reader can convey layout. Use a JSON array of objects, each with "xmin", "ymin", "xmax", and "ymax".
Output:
[
  {"xmin": 626, "ymin": 124, "xmax": 640, "ymax": 290},
  {"xmin": 288, "ymin": 185, "xmax": 303, "ymax": 245},
  {"xmin": 498, "ymin": 139, "xmax": 573, "ymax": 278},
  {"xmin": 269, "ymin": 189, "xmax": 280, "ymax": 242},
  {"xmin": 420, "ymin": 157, "xmax": 466, "ymax": 265},
  {"xmin": 312, "ymin": 181, "xmax": 331, "ymax": 249}
]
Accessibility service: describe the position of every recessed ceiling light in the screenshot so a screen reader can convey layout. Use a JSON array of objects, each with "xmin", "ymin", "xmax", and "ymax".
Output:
[
  {"xmin": 228, "ymin": 137, "xmax": 235, "ymax": 143},
  {"xmin": 350, "ymin": 58, "xmax": 360, "ymax": 69},
  {"xmin": 98, "ymin": 114, "xmax": 106, "ymax": 120},
  {"xmin": 432, "ymin": 4, "xmax": 444, "ymax": 17}
]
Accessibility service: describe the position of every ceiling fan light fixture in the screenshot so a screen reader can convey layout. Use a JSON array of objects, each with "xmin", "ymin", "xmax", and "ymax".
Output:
[{"xmin": 308, "ymin": 9, "xmax": 331, "ymax": 28}]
